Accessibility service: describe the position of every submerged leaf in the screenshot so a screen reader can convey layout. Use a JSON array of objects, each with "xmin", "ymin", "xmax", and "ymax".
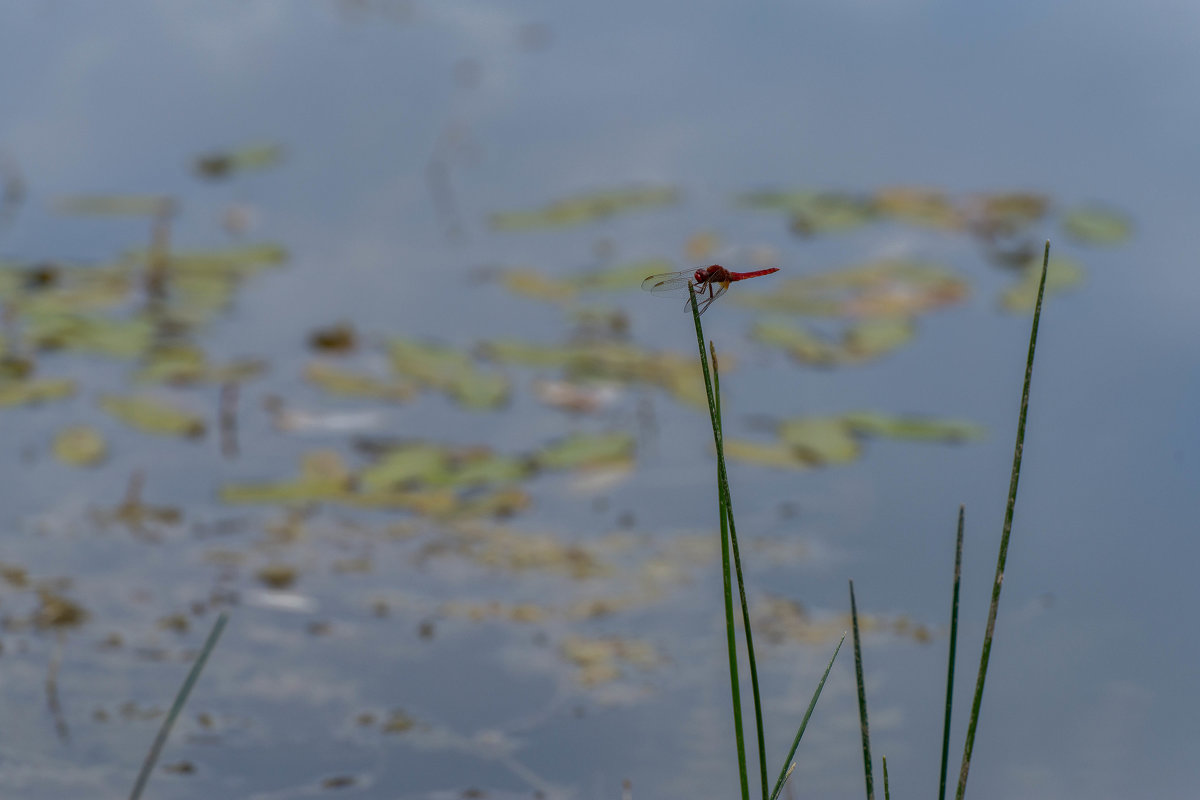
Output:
[
  {"xmin": 490, "ymin": 186, "xmax": 678, "ymax": 231},
  {"xmin": 999, "ymin": 256, "xmax": 1084, "ymax": 312},
  {"xmin": 53, "ymin": 425, "xmax": 107, "ymax": 466},
  {"xmin": 99, "ymin": 394, "xmax": 206, "ymax": 438},
  {"xmin": 1061, "ymin": 206, "xmax": 1132, "ymax": 245}
]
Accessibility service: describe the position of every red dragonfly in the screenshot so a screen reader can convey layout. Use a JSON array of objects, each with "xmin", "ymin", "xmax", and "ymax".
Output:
[{"xmin": 641, "ymin": 265, "xmax": 780, "ymax": 315}]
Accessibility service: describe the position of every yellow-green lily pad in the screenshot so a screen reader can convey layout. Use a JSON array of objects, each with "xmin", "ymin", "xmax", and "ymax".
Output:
[
  {"xmin": 53, "ymin": 425, "xmax": 107, "ymax": 466},
  {"xmin": 1061, "ymin": 206, "xmax": 1132, "ymax": 245},
  {"xmin": 304, "ymin": 361, "xmax": 416, "ymax": 402},
  {"xmin": 490, "ymin": 186, "xmax": 678, "ymax": 231},
  {"xmin": 99, "ymin": 394, "xmax": 206, "ymax": 438},
  {"xmin": 0, "ymin": 377, "xmax": 76, "ymax": 408}
]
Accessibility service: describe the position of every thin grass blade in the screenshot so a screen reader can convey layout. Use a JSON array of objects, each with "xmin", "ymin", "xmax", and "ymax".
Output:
[
  {"xmin": 939, "ymin": 506, "xmax": 965, "ymax": 800},
  {"xmin": 882, "ymin": 756, "xmax": 890, "ymax": 800},
  {"xmin": 956, "ymin": 241, "xmax": 1051, "ymax": 799},
  {"xmin": 850, "ymin": 581, "xmax": 875, "ymax": 800},
  {"xmin": 129, "ymin": 612, "xmax": 229, "ymax": 800},
  {"xmin": 768, "ymin": 635, "xmax": 845, "ymax": 800}
]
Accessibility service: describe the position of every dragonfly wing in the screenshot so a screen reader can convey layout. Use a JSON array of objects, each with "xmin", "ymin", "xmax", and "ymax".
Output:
[
  {"xmin": 642, "ymin": 271, "xmax": 693, "ymax": 293},
  {"xmin": 681, "ymin": 280, "xmax": 729, "ymax": 315}
]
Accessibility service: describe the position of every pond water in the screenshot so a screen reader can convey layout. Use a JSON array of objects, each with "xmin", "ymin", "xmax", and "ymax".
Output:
[{"xmin": 0, "ymin": 3, "xmax": 1197, "ymax": 799}]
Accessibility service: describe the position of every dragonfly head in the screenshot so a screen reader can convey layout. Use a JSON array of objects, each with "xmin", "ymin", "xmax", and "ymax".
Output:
[{"xmin": 693, "ymin": 267, "xmax": 710, "ymax": 283}]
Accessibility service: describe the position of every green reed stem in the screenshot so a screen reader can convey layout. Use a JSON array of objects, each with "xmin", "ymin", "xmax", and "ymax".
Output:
[
  {"xmin": 939, "ymin": 506, "xmax": 965, "ymax": 800},
  {"xmin": 130, "ymin": 612, "xmax": 229, "ymax": 800},
  {"xmin": 768, "ymin": 636, "xmax": 844, "ymax": 800},
  {"xmin": 711, "ymin": 339, "xmax": 769, "ymax": 800},
  {"xmin": 849, "ymin": 581, "xmax": 875, "ymax": 800},
  {"xmin": 689, "ymin": 285, "xmax": 750, "ymax": 800},
  {"xmin": 882, "ymin": 756, "xmax": 890, "ymax": 800},
  {"xmin": 955, "ymin": 241, "xmax": 1051, "ymax": 799}
]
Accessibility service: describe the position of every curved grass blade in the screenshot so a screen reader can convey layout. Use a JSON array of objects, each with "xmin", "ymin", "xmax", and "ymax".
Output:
[
  {"xmin": 956, "ymin": 242, "xmax": 1051, "ymax": 799},
  {"xmin": 129, "ymin": 612, "xmax": 229, "ymax": 800},
  {"xmin": 850, "ymin": 581, "xmax": 875, "ymax": 800},
  {"xmin": 939, "ymin": 507, "xmax": 965, "ymax": 800},
  {"xmin": 768, "ymin": 635, "xmax": 845, "ymax": 800}
]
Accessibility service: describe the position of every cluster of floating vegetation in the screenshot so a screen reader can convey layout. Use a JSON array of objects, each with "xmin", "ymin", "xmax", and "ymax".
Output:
[{"xmin": 0, "ymin": 166, "xmax": 1124, "ymax": 797}]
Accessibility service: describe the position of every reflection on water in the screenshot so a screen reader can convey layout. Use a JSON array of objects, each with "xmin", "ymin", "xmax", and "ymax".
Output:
[{"xmin": 0, "ymin": 3, "xmax": 1193, "ymax": 799}]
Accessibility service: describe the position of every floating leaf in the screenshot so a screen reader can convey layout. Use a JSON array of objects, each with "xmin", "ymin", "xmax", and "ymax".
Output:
[
  {"xmin": 724, "ymin": 439, "xmax": 809, "ymax": 469},
  {"xmin": 443, "ymin": 523, "xmax": 612, "ymax": 579},
  {"xmin": 499, "ymin": 270, "xmax": 577, "ymax": 303},
  {"xmin": 53, "ymin": 426, "xmax": 107, "ymax": 466},
  {"xmin": 733, "ymin": 260, "xmax": 966, "ymax": 318},
  {"xmin": 873, "ymin": 186, "xmax": 964, "ymax": 230},
  {"xmin": 1061, "ymin": 206, "xmax": 1132, "ymax": 245},
  {"xmin": 841, "ymin": 412, "xmax": 984, "ymax": 441},
  {"xmin": 304, "ymin": 361, "xmax": 416, "ymax": 402},
  {"xmin": 388, "ymin": 339, "xmax": 508, "ymax": 409},
  {"xmin": 99, "ymin": 394, "xmax": 206, "ymax": 438},
  {"xmin": 965, "ymin": 192, "xmax": 1048, "ymax": 239},
  {"xmin": 0, "ymin": 377, "xmax": 76, "ymax": 408},
  {"xmin": 123, "ymin": 242, "xmax": 287, "ymax": 277},
  {"xmin": 480, "ymin": 339, "xmax": 707, "ymax": 408},
  {"xmin": 778, "ymin": 418, "xmax": 861, "ymax": 465},
  {"xmin": 737, "ymin": 189, "xmax": 874, "ymax": 236},
  {"xmin": 532, "ymin": 432, "xmax": 635, "ymax": 470},
  {"xmin": 137, "ymin": 345, "xmax": 265, "ymax": 385},
  {"xmin": 560, "ymin": 635, "xmax": 663, "ymax": 686},
  {"xmin": 843, "ymin": 317, "xmax": 916, "ymax": 360},
  {"xmin": 490, "ymin": 186, "xmax": 678, "ymax": 231},
  {"xmin": 56, "ymin": 194, "xmax": 174, "ymax": 217},
  {"xmin": 999, "ymin": 256, "xmax": 1084, "ymax": 312},
  {"xmin": 28, "ymin": 315, "xmax": 154, "ymax": 358},
  {"xmin": 572, "ymin": 258, "xmax": 673, "ymax": 291},
  {"xmin": 194, "ymin": 143, "xmax": 284, "ymax": 179}
]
